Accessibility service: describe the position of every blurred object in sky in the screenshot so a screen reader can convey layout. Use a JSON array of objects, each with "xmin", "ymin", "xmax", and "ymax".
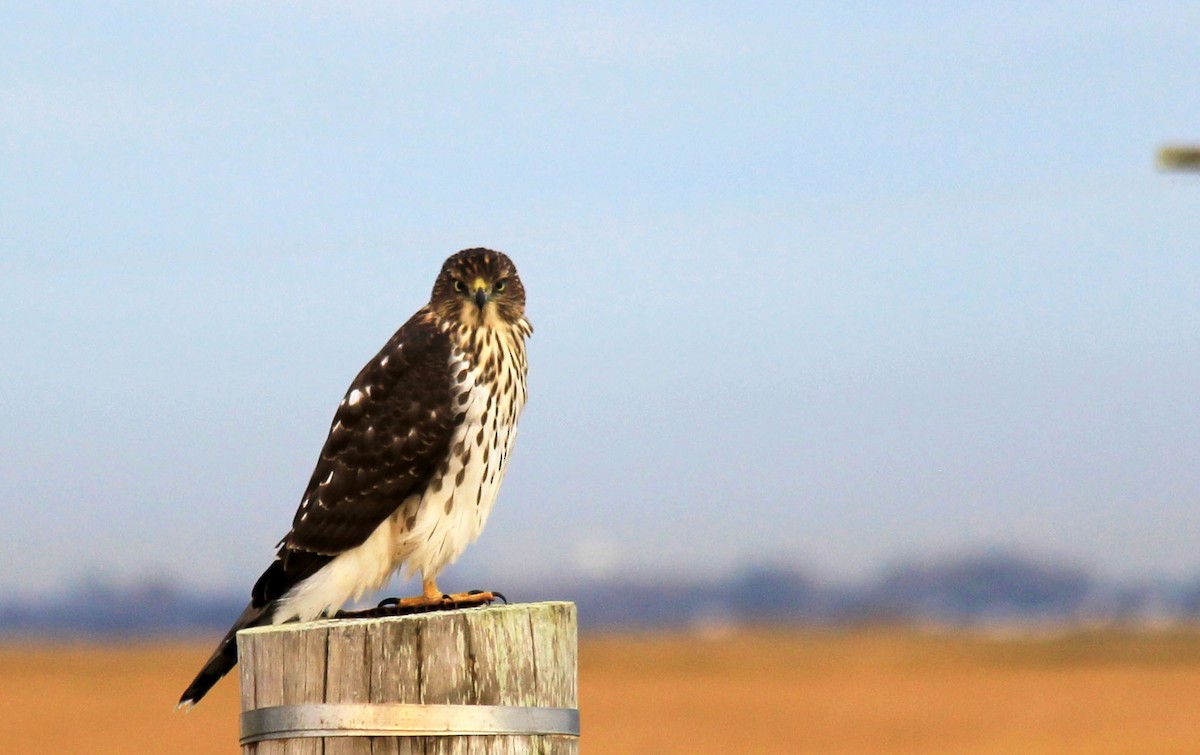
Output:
[{"xmin": 1157, "ymin": 144, "xmax": 1200, "ymax": 171}]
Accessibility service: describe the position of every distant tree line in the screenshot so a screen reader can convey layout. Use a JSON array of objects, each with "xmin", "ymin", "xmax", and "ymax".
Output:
[
  {"xmin": 4, "ymin": 551, "xmax": 1200, "ymax": 636},
  {"xmin": 529, "ymin": 551, "xmax": 1200, "ymax": 630}
]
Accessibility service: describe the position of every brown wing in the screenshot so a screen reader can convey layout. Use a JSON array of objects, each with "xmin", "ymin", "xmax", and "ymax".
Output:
[
  {"xmin": 286, "ymin": 308, "xmax": 457, "ymax": 554},
  {"xmin": 251, "ymin": 308, "xmax": 457, "ymax": 605}
]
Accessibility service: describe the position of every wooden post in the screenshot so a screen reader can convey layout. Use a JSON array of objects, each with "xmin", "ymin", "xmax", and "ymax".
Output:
[{"xmin": 237, "ymin": 601, "xmax": 578, "ymax": 754}]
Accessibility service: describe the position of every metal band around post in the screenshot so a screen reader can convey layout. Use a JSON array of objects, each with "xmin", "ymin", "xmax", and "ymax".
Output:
[{"xmin": 240, "ymin": 703, "xmax": 580, "ymax": 744}]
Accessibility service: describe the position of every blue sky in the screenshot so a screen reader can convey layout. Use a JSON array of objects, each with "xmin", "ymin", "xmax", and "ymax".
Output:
[{"xmin": 2, "ymin": 3, "xmax": 1198, "ymax": 598}]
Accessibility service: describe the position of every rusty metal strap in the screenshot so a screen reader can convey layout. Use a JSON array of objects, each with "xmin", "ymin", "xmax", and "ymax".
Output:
[{"xmin": 240, "ymin": 703, "xmax": 580, "ymax": 744}]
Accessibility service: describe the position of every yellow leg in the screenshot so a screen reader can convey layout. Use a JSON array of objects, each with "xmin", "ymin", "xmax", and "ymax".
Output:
[
  {"xmin": 421, "ymin": 577, "xmax": 497, "ymax": 607},
  {"xmin": 422, "ymin": 577, "xmax": 443, "ymax": 601}
]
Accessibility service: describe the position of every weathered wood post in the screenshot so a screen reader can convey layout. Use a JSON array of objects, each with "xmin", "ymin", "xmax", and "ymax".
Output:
[{"xmin": 237, "ymin": 601, "xmax": 578, "ymax": 754}]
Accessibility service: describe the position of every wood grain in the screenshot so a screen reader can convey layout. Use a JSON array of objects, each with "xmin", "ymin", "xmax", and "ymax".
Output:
[{"xmin": 238, "ymin": 602, "xmax": 578, "ymax": 755}]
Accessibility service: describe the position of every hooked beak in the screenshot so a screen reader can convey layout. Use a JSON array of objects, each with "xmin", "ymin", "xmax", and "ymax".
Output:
[{"xmin": 471, "ymin": 279, "xmax": 489, "ymax": 310}]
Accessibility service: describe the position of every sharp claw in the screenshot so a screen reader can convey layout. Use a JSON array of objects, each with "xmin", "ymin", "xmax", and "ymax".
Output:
[{"xmin": 339, "ymin": 589, "xmax": 503, "ymax": 620}]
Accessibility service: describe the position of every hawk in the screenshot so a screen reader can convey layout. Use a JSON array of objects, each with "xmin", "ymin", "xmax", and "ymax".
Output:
[{"xmin": 179, "ymin": 248, "xmax": 531, "ymax": 707}]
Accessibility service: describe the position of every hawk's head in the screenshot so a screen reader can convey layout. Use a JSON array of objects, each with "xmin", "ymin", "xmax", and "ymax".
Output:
[{"xmin": 431, "ymin": 248, "xmax": 527, "ymax": 329}]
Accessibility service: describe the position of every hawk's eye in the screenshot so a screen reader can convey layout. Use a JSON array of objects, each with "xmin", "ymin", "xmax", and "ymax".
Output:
[
  {"xmin": 494, "ymin": 279, "xmax": 508, "ymax": 293},
  {"xmin": 454, "ymin": 280, "xmax": 466, "ymax": 293}
]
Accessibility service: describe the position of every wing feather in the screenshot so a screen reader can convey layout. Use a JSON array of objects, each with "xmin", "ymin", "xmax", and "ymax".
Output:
[{"xmin": 281, "ymin": 308, "xmax": 456, "ymax": 557}]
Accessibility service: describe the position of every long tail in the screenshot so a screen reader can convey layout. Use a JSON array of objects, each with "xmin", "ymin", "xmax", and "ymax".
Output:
[
  {"xmin": 178, "ymin": 602, "xmax": 272, "ymax": 708},
  {"xmin": 179, "ymin": 550, "xmax": 333, "ymax": 707}
]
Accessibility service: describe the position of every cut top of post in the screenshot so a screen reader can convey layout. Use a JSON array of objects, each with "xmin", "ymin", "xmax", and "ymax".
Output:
[{"xmin": 236, "ymin": 601, "xmax": 578, "ymax": 752}]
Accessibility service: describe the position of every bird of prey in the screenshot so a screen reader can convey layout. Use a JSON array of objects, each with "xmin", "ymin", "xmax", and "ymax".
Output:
[{"xmin": 179, "ymin": 248, "xmax": 532, "ymax": 707}]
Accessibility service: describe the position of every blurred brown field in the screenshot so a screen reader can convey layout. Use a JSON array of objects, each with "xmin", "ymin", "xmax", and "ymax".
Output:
[{"xmin": 3, "ymin": 627, "xmax": 1200, "ymax": 754}]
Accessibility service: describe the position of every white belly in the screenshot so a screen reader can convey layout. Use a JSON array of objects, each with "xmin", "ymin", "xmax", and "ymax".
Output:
[
  {"xmin": 394, "ymin": 360, "xmax": 520, "ymax": 579},
  {"xmin": 273, "ymin": 352, "xmax": 522, "ymax": 623}
]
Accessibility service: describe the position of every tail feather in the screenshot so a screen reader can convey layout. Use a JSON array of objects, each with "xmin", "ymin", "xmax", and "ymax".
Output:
[
  {"xmin": 178, "ymin": 602, "xmax": 271, "ymax": 708},
  {"xmin": 180, "ymin": 550, "xmax": 332, "ymax": 708}
]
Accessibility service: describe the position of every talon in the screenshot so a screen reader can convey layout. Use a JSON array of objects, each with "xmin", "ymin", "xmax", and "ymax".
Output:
[
  {"xmin": 465, "ymin": 588, "xmax": 505, "ymax": 603},
  {"xmin": 334, "ymin": 588, "xmax": 503, "ymax": 620}
]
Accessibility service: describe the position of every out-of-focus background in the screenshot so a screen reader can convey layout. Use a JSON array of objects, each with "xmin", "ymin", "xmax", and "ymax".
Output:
[{"xmin": 2, "ymin": 3, "xmax": 1199, "ymax": 753}]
